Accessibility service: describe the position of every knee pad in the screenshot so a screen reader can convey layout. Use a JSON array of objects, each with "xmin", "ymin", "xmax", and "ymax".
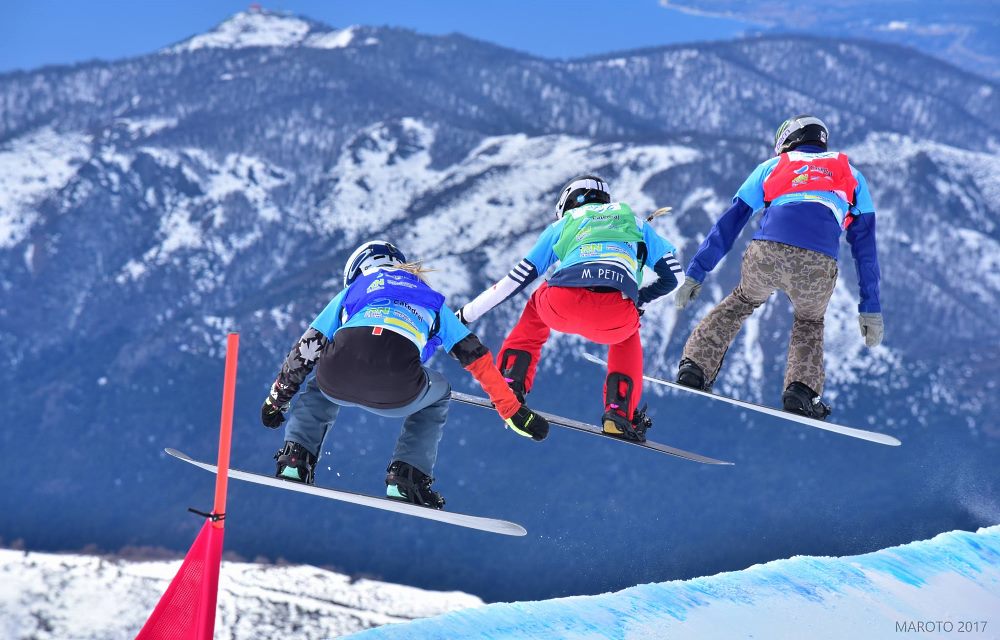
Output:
[
  {"xmin": 499, "ymin": 349, "xmax": 532, "ymax": 396},
  {"xmin": 604, "ymin": 372, "xmax": 635, "ymax": 414}
]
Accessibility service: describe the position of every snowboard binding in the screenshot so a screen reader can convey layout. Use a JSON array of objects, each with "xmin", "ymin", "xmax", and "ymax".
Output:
[
  {"xmin": 676, "ymin": 358, "xmax": 711, "ymax": 391},
  {"xmin": 603, "ymin": 403, "xmax": 653, "ymax": 443},
  {"xmin": 274, "ymin": 441, "xmax": 317, "ymax": 485},
  {"xmin": 386, "ymin": 461, "xmax": 445, "ymax": 510},
  {"xmin": 602, "ymin": 373, "xmax": 652, "ymax": 442},
  {"xmin": 782, "ymin": 382, "xmax": 832, "ymax": 421}
]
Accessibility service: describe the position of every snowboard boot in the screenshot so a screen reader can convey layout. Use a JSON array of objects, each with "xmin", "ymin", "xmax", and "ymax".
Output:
[
  {"xmin": 498, "ymin": 348, "xmax": 532, "ymax": 403},
  {"xmin": 602, "ymin": 373, "xmax": 651, "ymax": 442},
  {"xmin": 676, "ymin": 358, "xmax": 710, "ymax": 391},
  {"xmin": 385, "ymin": 461, "xmax": 445, "ymax": 510},
  {"xmin": 274, "ymin": 441, "xmax": 317, "ymax": 485},
  {"xmin": 782, "ymin": 382, "xmax": 832, "ymax": 421}
]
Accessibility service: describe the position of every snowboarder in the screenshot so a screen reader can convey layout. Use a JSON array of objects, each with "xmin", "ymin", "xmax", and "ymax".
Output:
[
  {"xmin": 458, "ymin": 175, "xmax": 683, "ymax": 442},
  {"xmin": 260, "ymin": 240, "xmax": 549, "ymax": 509},
  {"xmin": 673, "ymin": 115, "xmax": 883, "ymax": 419}
]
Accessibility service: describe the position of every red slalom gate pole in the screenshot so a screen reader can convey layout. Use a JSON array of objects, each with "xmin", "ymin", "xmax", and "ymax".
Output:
[
  {"xmin": 196, "ymin": 332, "xmax": 239, "ymax": 638},
  {"xmin": 136, "ymin": 332, "xmax": 240, "ymax": 640},
  {"xmin": 212, "ymin": 332, "xmax": 239, "ymax": 530},
  {"xmin": 196, "ymin": 332, "xmax": 238, "ymax": 640}
]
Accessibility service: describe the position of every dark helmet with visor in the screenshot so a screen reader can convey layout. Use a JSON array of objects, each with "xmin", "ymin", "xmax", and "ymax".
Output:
[
  {"xmin": 555, "ymin": 175, "xmax": 611, "ymax": 219},
  {"xmin": 774, "ymin": 115, "xmax": 829, "ymax": 155}
]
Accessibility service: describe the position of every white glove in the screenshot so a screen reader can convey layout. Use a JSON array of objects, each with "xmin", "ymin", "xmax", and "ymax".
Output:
[
  {"xmin": 674, "ymin": 277, "xmax": 703, "ymax": 310},
  {"xmin": 858, "ymin": 312, "xmax": 884, "ymax": 347}
]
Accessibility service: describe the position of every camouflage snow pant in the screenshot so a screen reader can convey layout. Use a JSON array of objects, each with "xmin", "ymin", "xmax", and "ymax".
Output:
[{"xmin": 682, "ymin": 240, "xmax": 838, "ymax": 394}]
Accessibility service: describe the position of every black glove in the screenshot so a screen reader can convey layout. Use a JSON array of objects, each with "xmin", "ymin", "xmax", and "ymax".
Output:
[
  {"xmin": 261, "ymin": 397, "xmax": 287, "ymax": 429},
  {"xmin": 505, "ymin": 405, "xmax": 549, "ymax": 442}
]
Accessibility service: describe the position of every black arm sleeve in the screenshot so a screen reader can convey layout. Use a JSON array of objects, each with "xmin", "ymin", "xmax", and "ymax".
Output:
[
  {"xmin": 270, "ymin": 327, "xmax": 329, "ymax": 406},
  {"xmin": 448, "ymin": 333, "xmax": 490, "ymax": 368},
  {"xmin": 637, "ymin": 253, "xmax": 683, "ymax": 306}
]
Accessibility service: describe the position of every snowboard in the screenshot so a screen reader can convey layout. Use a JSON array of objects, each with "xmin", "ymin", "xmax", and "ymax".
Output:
[
  {"xmin": 164, "ymin": 448, "xmax": 527, "ymax": 536},
  {"xmin": 581, "ymin": 353, "xmax": 901, "ymax": 447},
  {"xmin": 449, "ymin": 391, "xmax": 733, "ymax": 466}
]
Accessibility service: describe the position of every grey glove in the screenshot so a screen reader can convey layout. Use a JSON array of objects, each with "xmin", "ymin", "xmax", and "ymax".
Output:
[
  {"xmin": 674, "ymin": 277, "xmax": 703, "ymax": 310},
  {"xmin": 859, "ymin": 312, "xmax": 884, "ymax": 347}
]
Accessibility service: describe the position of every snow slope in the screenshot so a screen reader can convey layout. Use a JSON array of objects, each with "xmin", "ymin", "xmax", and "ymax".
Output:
[
  {"xmin": 0, "ymin": 127, "xmax": 91, "ymax": 248},
  {"xmin": 0, "ymin": 548, "xmax": 480, "ymax": 640},
  {"xmin": 2, "ymin": 526, "xmax": 996, "ymax": 639},
  {"xmin": 350, "ymin": 525, "xmax": 1000, "ymax": 640}
]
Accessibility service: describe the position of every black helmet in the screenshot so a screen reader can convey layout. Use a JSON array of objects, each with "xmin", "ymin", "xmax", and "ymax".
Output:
[
  {"xmin": 774, "ymin": 115, "xmax": 828, "ymax": 155},
  {"xmin": 555, "ymin": 175, "xmax": 611, "ymax": 219}
]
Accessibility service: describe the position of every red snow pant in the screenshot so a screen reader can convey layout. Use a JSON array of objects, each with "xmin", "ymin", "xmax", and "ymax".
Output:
[{"xmin": 498, "ymin": 282, "xmax": 643, "ymax": 419}]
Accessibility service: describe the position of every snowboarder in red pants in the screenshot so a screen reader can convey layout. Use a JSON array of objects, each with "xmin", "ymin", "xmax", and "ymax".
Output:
[{"xmin": 458, "ymin": 175, "xmax": 682, "ymax": 441}]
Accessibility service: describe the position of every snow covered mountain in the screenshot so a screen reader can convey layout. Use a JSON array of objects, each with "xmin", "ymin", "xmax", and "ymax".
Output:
[
  {"xmin": 0, "ymin": 547, "xmax": 480, "ymax": 639},
  {"xmin": 350, "ymin": 524, "xmax": 1000, "ymax": 640},
  {"xmin": 162, "ymin": 10, "xmax": 377, "ymax": 54},
  {"xmin": 1, "ymin": 9, "xmax": 998, "ymax": 602}
]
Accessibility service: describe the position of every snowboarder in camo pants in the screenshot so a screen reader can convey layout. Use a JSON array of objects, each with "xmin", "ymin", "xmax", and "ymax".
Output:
[
  {"xmin": 674, "ymin": 115, "xmax": 884, "ymax": 419},
  {"xmin": 458, "ymin": 175, "xmax": 683, "ymax": 441},
  {"xmin": 261, "ymin": 240, "xmax": 548, "ymax": 509}
]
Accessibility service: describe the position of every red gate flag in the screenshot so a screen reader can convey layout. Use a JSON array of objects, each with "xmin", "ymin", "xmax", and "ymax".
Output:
[
  {"xmin": 135, "ymin": 520, "xmax": 224, "ymax": 639},
  {"xmin": 136, "ymin": 332, "xmax": 239, "ymax": 640}
]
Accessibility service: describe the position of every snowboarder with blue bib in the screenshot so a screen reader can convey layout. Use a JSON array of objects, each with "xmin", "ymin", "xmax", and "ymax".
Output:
[
  {"xmin": 673, "ymin": 115, "xmax": 884, "ymax": 419},
  {"xmin": 458, "ymin": 175, "xmax": 683, "ymax": 442},
  {"xmin": 261, "ymin": 240, "xmax": 548, "ymax": 509}
]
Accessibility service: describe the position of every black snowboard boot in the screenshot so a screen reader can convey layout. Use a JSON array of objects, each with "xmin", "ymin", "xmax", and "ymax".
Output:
[
  {"xmin": 385, "ymin": 461, "xmax": 445, "ymax": 510},
  {"xmin": 676, "ymin": 358, "xmax": 709, "ymax": 391},
  {"xmin": 782, "ymin": 382, "xmax": 832, "ymax": 420},
  {"xmin": 498, "ymin": 348, "xmax": 532, "ymax": 403},
  {"xmin": 274, "ymin": 441, "xmax": 317, "ymax": 485},
  {"xmin": 602, "ymin": 373, "xmax": 652, "ymax": 442}
]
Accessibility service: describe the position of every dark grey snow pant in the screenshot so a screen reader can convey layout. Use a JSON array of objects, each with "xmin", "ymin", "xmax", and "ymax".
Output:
[
  {"xmin": 682, "ymin": 240, "xmax": 838, "ymax": 394},
  {"xmin": 283, "ymin": 370, "xmax": 451, "ymax": 476}
]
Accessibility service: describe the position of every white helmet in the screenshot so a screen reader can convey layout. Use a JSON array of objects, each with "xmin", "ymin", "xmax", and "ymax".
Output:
[
  {"xmin": 555, "ymin": 175, "xmax": 611, "ymax": 219},
  {"xmin": 343, "ymin": 240, "xmax": 407, "ymax": 287}
]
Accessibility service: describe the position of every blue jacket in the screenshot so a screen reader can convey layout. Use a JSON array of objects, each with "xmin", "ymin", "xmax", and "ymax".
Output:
[
  {"xmin": 685, "ymin": 145, "xmax": 882, "ymax": 312},
  {"xmin": 311, "ymin": 269, "xmax": 470, "ymax": 362}
]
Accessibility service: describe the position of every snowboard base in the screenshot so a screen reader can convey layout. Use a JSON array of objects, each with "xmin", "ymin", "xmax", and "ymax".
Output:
[
  {"xmin": 450, "ymin": 391, "xmax": 733, "ymax": 466},
  {"xmin": 581, "ymin": 352, "xmax": 901, "ymax": 447},
  {"xmin": 165, "ymin": 448, "xmax": 527, "ymax": 536}
]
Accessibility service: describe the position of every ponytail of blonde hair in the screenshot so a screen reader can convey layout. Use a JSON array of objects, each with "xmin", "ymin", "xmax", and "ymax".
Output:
[{"xmin": 390, "ymin": 261, "xmax": 436, "ymax": 283}]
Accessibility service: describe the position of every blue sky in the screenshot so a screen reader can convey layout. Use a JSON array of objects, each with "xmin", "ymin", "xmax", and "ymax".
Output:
[{"xmin": 1, "ymin": 0, "xmax": 751, "ymax": 73}]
